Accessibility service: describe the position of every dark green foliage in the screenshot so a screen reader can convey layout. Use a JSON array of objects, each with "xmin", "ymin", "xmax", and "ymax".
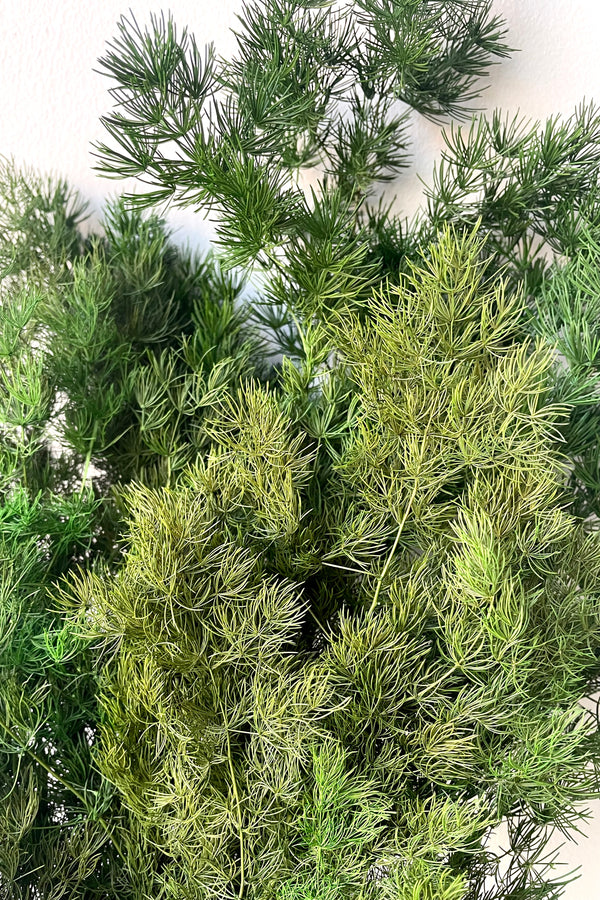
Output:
[
  {"xmin": 0, "ymin": 159, "xmax": 260, "ymax": 496},
  {"xmin": 0, "ymin": 161, "xmax": 259, "ymax": 896},
  {"xmin": 0, "ymin": 485, "xmax": 131, "ymax": 894},
  {"xmin": 93, "ymin": 1, "xmax": 509, "ymax": 281},
  {"xmin": 47, "ymin": 200, "xmax": 258, "ymax": 489},
  {"xmin": 533, "ymin": 229, "xmax": 600, "ymax": 523},
  {"xmin": 0, "ymin": 164, "xmax": 128, "ymax": 893},
  {"xmin": 0, "ymin": 157, "xmax": 88, "ymax": 278},
  {"xmin": 69, "ymin": 229, "xmax": 600, "ymax": 899},
  {"xmin": 425, "ymin": 104, "xmax": 600, "ymax": 296}
]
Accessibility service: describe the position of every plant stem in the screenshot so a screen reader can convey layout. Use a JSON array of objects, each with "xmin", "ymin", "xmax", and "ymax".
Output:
[
  {"xmin": 21, "ymin": 425, "xmax": 28, "ymax": 490},
  {"xmin": 368, "ymin": 481, "xmax": 418, "ymax": 615},
  {"xmin": 224, "ymin": 723, "xmax": 246, "ymax": 899},
  {"xmin": 80, "ymin": 421, "xmax": 99, "ymax": 495}
]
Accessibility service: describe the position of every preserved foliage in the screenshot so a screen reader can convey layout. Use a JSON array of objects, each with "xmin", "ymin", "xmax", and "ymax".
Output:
[{"xmin": 3, "ymin": 0, "xmax": 600, "ymax": 895}]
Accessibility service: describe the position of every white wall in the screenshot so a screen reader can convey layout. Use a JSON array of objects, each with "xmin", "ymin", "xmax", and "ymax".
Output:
[{"xmin": 1, "ymin": 0, "xmax": 600, "ymax": 894}]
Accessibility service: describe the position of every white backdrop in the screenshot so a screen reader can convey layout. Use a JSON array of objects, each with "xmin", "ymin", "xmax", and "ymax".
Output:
[{"xmin": 2, "ymin": 0, "xmax": 600, "ymax": 893}]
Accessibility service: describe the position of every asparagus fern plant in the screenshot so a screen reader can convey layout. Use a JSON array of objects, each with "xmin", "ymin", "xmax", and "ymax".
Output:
[
  {"xmin": 69, "ymin": 226, "xmax": 600, "ymax": 900},
  {"xmin": 3, "ymin": 0, "xmax": 600, "ymax": 896},
  {"xmin": 0, "ymin": 159, "xmax": 257, "ymax": 895}
]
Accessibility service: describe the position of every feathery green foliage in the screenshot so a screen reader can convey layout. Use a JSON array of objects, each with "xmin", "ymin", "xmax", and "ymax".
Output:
[
  {"xmin": 68, "ymin": 228, "xmax": 600, "ymax": 899},
  {"xmin": 91, "ymin": 0, "xmax": 600, "ymax": 523},
  {"xmin": 0, "ymin": 159, "xmax": 259, "ymax": 896},
  {"xmin": 92, "ymin": 2, "xmax": 600, "ymax": 312},
  {"xmin": 3, "ymin": 0, "xmax": 600, "ymax": 895},
  {"xmin": 0, "ymin": 157, "xmax": 260, "ymax": 494},
  {"xmin": 426, "ymin": 104, "xmax": 600, "ymax": 296},
  {"xmin": 531, "ymin": 228, "xmax": 600, "ymax": 524},
  {"xmin": 93, "ymin": 1, "xmax": 510, "ymax": 284}
]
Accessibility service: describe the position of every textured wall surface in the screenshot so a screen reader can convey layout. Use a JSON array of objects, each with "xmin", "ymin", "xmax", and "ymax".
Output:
[{"xmin": 1, "ymin": 0, "xmax": 600, "ymax": 893}]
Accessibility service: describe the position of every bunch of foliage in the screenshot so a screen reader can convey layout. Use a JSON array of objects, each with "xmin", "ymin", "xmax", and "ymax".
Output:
[
  {"xmin": 3, "ymin": 0, "xmax": 600, "ymax": 896},
  {"xmin": 0, "ymin": 158, "xmax": 260, "ymax": 492},
  {"xmin": 0, "ymin": 159, "xmax": 256, "ymax": 895},
  {"xmin": 93, "ymin": 3, "xmax": 600, "ymax": 304},
  {"xmin": 93, "ymin": 0, "xmax": 600, "ymax": 512},
  {"xmin": 532, "ymin": 229, "xmax": 600, "ymax": 523},
  {"xmin": 70, "ymin": 227, "xmax": 600, "ymax": 899}
]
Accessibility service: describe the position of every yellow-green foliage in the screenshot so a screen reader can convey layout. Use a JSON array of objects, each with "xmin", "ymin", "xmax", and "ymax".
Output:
[{"xmin": 70, "ymin": 228, "xmax": 600, "ymax": 899}]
